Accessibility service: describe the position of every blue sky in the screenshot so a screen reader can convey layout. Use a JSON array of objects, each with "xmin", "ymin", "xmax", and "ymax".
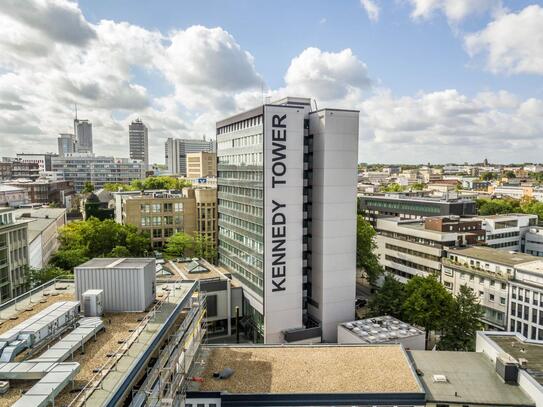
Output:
[{"xmin": 0, "ymin": 0, "xmax": 542, "ymax": 163}]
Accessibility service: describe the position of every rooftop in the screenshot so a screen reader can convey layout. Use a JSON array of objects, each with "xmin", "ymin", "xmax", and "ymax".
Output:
[
  {"xmin": 12, "ymin": 207, "xmax": 66, "ymax": 220},
  {"xmin": 339, "ymin": 316, "xmax": 424, "ymax": 345},
  {"xmin": 409, "ymin": 350, "xmax": 534, "ymax": 406},
  {"xmin": 490, "ymin": 335, "xmax": 543, "ymax": 385},
  {"xmin": 516, "ymin": 260, "xmax": 543, "ymax": 275},
  {"xmin": 189, "ymin": 345, "xmax": 422, "ymax": 394},
  {"xmin": 76, "ymin": 257, "xmax": 155, "ymax": 269},
  {"xmin": 446, "ymin": 246, "xmax": 537, "ymax": 267},
  {"xmin": 360, "ymin": 193, "xmax": 474, "ymax": 204},
  {"xmin": 168, "ymin": 260, "xmax": 226, "ymax": 281},
  {"xmin": 478, "ymin": 213, "xmax": 536, "ymax": 220}
]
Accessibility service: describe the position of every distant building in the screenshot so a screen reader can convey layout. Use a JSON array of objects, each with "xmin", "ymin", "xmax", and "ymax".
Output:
[
  {"xmin": 376, "ymin": 216, "xmax": 485, "ymax": 283},
  {"xmin": 74, "ymin": 118, "xmax": 93, "ymax": 153},
  {"xmin": 12, "ymin": 207, "xmax": 67, "ymax": 269},
  {"xmin": 509, "ymin": 260, "xmax": 543, "ymax": 339},
  {"xmin": 129, "ymin": 119, "xmax": 149, "ymax": 169},
  {"xmin": 525, "ymin": 226, "xmax": 543, "ymax": 257},
  {"xmin": 15, "ymin": 153, "xmax": 56, "ymax": 173},
  {"xmin": 10, "ymin": 160, "xmax": 40, "ymax": 180},
  {"xmin": 51, "ymin": 153, "xmax": 145, "ymax": 192},
  {"xmin": 57, "ymin": 133, "xmax": 76, "ymax": 156},
  {"xmin": 477, "ymin": 213, "xmax": 538, "ymax": 251},
  {"xmin": 0, "ymin": 162, "xmax": 11, "ymax": 181},
  {"xmin": 0, "ymin": 208, "xmax": 29, "ymax": 301},
  {"xmin": 4, "ymin": 178, "xmax": 75, "ymax": 207},
  {"xmin": 83, "ymin": 192, "xmax": 114, "ymax": 221},
  {"xmin": 165, "ymin": 137, "xmax": 215, "ymax": 176},
  {"xmin": 186, "ymin": 151, "xmax": 217, "ymax": 179},
  {"xmin": 359, "ymin": 193, "xmax": 477, "ymax": 225},
  {"xmin": 0, "ymin": 185, "xmax": 29, "ymax": 207}
]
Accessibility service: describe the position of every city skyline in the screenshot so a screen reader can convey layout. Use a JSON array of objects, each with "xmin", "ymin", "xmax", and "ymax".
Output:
[{"xmin": 0, "ymin": 0, "xmax": 542, "ymax": 164}]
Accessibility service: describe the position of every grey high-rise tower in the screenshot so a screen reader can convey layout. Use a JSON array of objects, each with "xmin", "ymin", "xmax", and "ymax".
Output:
[
  {"xmin": 57, "ymin": 133, "xmax": 76, "ymax": 157},
  {"xmin": 74, "ymin": 118, "xmax": 93, "ymax": 153},
  {"xmin": 165, "ymin": 137, "xmax": 215, "ymax": 176},
  {"xmin": 129, "ymin": 118, "xmax": 149, "ymax": 169}
]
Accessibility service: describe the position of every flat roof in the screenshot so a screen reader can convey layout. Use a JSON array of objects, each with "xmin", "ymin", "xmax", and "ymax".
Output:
[
  {"xmin": 340, "ymin": 316, "xmax": 424, "ymax": 344},
  {"xmin": 478, "ymin": 213, "xmax": 536, "ymax": 220},
  {"xmin": 76, "ymin": 257, "xmax": 155, "ymax": 269},
  {"xmin": 446, "ymin": 246, "xmax": 537, "ymax": 267},
  {"xmin": 168, "ymin": 260, "xmax": 224, "ymax": 281},
  {"xmin": 490, "ymin": 335, "xmax": 543, "ymax": 385},
  {"xmin": 360, "ymin": 193, "xmax": 474, "ymax": 204},
  {"xmin": 189, "ymin": 345, "xmax": 422, "ymax": 394},
  {"xmin": 516, "ymin": 260, "xmax": 543, "ymax": 274},
  {"xmin": 409, "ymin": 350, "xmax": 534, "ymax": 406}
]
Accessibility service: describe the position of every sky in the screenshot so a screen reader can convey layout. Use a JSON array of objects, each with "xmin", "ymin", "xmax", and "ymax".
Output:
[{"xmin": 0, "ymin": 0, "xmax": 542, "ymax": 164}]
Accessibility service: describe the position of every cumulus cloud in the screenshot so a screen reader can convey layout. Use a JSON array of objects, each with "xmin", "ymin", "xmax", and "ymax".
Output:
[
  {"xmin": 360, "ymin": 0, "xmax": 380, "ymax": 22},
  {"xmin": 465, "ymin": 5, "xmax": 543, "ymax": 75},
  {"xmin": 408, "ymin": 0, "xmax": 501, "ymax": 22},
  {"xmin": 284, "ymin": 48, "xmax": 371, "ymax": 103}
]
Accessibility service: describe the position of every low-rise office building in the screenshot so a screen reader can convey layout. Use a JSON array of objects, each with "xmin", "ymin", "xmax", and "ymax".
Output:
[
  {"xmin": 509, "ymin": 260, "xmax": 543, "ymax": 339},
  {"xmin": 359, "ymin": 193, "xmax": 477, "ymax": 225},
  {"xmin": 376, "ymin": 216, "xmax": 484, "ymax": 283},
  {"xmin": 478, "ymin": 213, "xmax": 538, "ymax": 251},
  {"xmin": 15, "ymin": 153, "xmax": 56, "ymax": 173},
  {"xmin": 442, "ymin": 246, "xmax": 537, "ymax": 330},
  {"xmin": 0, "ymin": 185, "xmax": 29, "ymax": 207},
  {"xmin": 4, "ymin": 178, "xmax": 75, "ymax": 206},
  {"xmin": 187, "ymin": 151, "xmax": 217, "ymax": 178},
  {"xmin": 0, "ymin": 208, "xmax": 29, "ymax": 302},
  {"xmin": 525, "ymin": 227, "xmax": 543, "ymax": 257}
]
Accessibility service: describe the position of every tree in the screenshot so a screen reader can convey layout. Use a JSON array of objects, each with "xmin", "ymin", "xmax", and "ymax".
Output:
[
  {"xmin": 82, "ymin": 181, "xmax": 95, "ymax": 194},
  {"xmin": 402, "ymin": 275, "xmax": 454, "ymax": 349},
  {"xmin": 380, "ymin": 183, "xmax": 404, "ymax": 193},
  {"xmin": 50, "ymin": 248, "xmax": 89, "ymax": 270},
  {"xmin": 368, "ymin": 275, "xmax": 406, "ymax": 319},
  {"xmin": 26, "ymin": 265, "xmax": 69, "ymax": 287},
  {"xmin": 438, "ymin": 285, "xmax": 483, "ymax": 351},
  {"xmin": 356, "ymin": 215, "xmax": 383, "ymax": 285},
  {"xmin": 476, "ymin": 198, "xmax": 521, "ymax": 216},
  {"xmin": 504, "ymin": 170, "xmax": 516, "ymax": 179},
  {"xmin": 193, "ymin": 234, "xmax": 217, "ymax": 263},
  {"xmin": 164, "ymin": 232, "xmax": 195, "ymax": 258},
  {"xmin": 480, "ymin": 172, "xmax": 497, "ymax": 181},
  {"xmin": 410, "ymin": 182, "xmax": 425, "ymax": 191}
]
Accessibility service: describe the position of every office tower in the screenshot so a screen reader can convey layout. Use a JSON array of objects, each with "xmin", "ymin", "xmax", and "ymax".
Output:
[
  {"xmin": 129, "ymin": 118, "xmax": 149, "ymax": 169},
  {"xmin": 74, "ymin": 118, "xmax": 93, "ymax": 153},
  {"xmin": 58, "ymin": 134, "xmax": 77, "ymax": 157},
  {"xmin": 186, "ymin": 152, "xmax": 217, "ymax": 178},
  {"xmin": 165, "ymin": 137, "xmax": 215, "ymax": 176},
  {"xmin": 216, "ymin": 96, "xmax": 359, "ymax": 343}
]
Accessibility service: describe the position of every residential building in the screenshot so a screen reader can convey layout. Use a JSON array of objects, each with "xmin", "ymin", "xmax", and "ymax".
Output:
[
  {"xmin": 11, "ymin": 160, "xmax": 40, "ymax": 180},
  {"xmin": 526, "ymin": 227, "xmax": 543, "ymax": 257},
  {"xmin": 0, "ymin": 162, "xmax": 11, "ymax": 181},
  {"xmin": 15, "ymin": 153, "xmax": 56, "ymax": 173},
  {"xmin": 165, "ymin": 137, "xmax": 215, "ymax": 176},
  {"xmin": 74, "ymin": 118, "xmax": 93, "ymax": 153},
  {"xmin": 4, "ymin": 178, "xmax": 75, "ymax": 206},
  {"xmin": 359, "ymin": 193, "xmax": 477, "ymax": 225},
  {"xmin": 0, "ymin": 185, "xmax": 29, "ymax": 207},
  {"xmin": 376, "ymin": 216, "xmax": 485, "ymax": 283},
  {"xmin": 478, "ymin": 213, "xmax": 538, "ymax": 251},
  {"xmin": 0, "ymin": 208, "xmax": 29, "ymax": 301},
  {"xmin": 128, "ymin": 118, "xmax": 149, "ymax": 169},
  {"xmin": 186, "ymin": 151, "xmax": 217, "ymax": 178},
  {"xmin": 12, "ymin": 207, "xmax": 66, "ymax": 269},
  {"xmin": 51, "ymin": 153, "xmax": 145, "ymax": 192},
  {"xmin": 217, "ymin": 96, "xmax": 359, "ymax": 343},
  {"xmin": 57, "ymin": 133, "xmax": 76, "ymax": 156},
  {"xmin": 509, "ymin": 260, "xmax": 543, "ymax": 339},
  {"xmin": 442, "ymin": 246, "xmax": 537, "ymax": 330}
]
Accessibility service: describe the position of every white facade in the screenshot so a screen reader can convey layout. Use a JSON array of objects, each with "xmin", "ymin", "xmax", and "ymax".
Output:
[
  {"xmin": 478, "ymin": 214, "xmax": 538, "ymax": 251},
  {"xmin": 526, "ymin": 227, "xmax": 543, "ymax": 257},
  {"xmin": 509, "ymin": 261, "xmax": 543, "ymax": 340}
]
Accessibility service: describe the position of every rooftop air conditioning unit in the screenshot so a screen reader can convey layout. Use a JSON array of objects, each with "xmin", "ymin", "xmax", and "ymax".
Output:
[{"xmin": 82, "ymin": 289, "xmax": 104, "ymax": 317}]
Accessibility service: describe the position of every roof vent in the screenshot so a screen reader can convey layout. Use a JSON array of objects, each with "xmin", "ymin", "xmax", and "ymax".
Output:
[{"xmin": 432, "ymin": 374, "xmax": 448, "ymax": 383}]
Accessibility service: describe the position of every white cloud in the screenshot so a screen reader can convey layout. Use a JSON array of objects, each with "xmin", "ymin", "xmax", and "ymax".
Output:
[
  {"xmin": 284, "ymin": 47, "xmax": 371, "ymax": 103},
  {"xmin": 465, "ymin": 5, "xmax": 543, "ymax": 75},
  {"xmin": 360, "ymin": 0, "xmax": 380, "ymax": 22},
  {"xmin": 408, "ymin": 0, "xmax": 501, "ymax": 22}
]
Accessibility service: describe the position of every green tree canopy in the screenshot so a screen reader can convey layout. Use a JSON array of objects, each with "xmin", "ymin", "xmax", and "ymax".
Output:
[
  {"xmin": 368, "ymin": 275, "xmax": 406, "ymax": 319},
  {"xmin": 164, "ymin": 232, "xmax": 217, "ymax": 263},
  {"xmin": 476, "ymin": 198, "xmax": 522, "ymax": 215},
  {"xmin": 104, "ymin": 176, "xmax": 192, "ymax": 192},
  {"xmin": 82, "ymin": 181, "xmax": 95, "ymax": 193},
  {"xmin": 480, "ymin": 172, "xmax": 497, "ymax": 181},
  {"xmin": 50, "ymin": 218, "xmax": 151, "ymax": 270},
  {"xmin": 356, "ymin": 215, "xmax": 383, "ymax": 285},
  {"xmin": 25, "ymin": 265, "xmax": 71, "ymax": 287},
  {"xmin": 402, "ymin": 275, "xmax": 454, "ymax": 348},
  {"xmin": 380, "ymin": 183, "xmax": 404, "ymax": 193},
  {"xmin": 438, "ymin": 285, "xmax": 483, "ymax": 351}
]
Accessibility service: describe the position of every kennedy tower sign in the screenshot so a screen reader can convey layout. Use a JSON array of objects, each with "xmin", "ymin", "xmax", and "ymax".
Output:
[{"xmin": 263, "ymin": 105, "xmax": 305, "ymax": 343}]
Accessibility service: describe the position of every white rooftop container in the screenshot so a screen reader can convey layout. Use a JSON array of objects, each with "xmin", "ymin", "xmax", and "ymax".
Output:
[
  {"xmin": 337, "ymin": 316, "xmax": 425, "ymax": 350},
  {"xmin": 75, "ymin": 258, "xmax": 156, "ymax": 312}
]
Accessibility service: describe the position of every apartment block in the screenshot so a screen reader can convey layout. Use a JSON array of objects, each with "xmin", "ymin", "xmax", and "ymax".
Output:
[
  {"xmin": 217, "ymin": 96, "xmax": 359, "ymax": 343},
  {"xmin": 165, "ymin": 137, "xmax": 215, "ymax": 176},
  {"xmin": 0, "ymin": 209, "xmax": 29, "ymax": 302},
  {"xmin": 442, "ymin": 246, "xmax": 536, "ymax": 330},
  {"xmin": 376, "ymin": 216, "xmax": 485, "ymax": 283},
  {"xmin": 115, "ymin": 187, "xmax": 217, "ymax": 249},
  {"xmin": 186, "ymin": 151, "xmax": 217, "ymax": 178},
  {"xmin": 51, "ymin": 153, "xmax": 145, "ymax": 192},
  {"xmin": 478, "ymin": 213, "xmax": 538, "ymax": 251}
]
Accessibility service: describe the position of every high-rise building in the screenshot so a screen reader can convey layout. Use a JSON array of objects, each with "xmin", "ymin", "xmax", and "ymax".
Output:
[
  {"xmin": 165, "ymin": 137, "xmax": 215, "ymax": 176},
  {"xmin": 74, "ymin": 118, "xmax": 93, "ymax": 153},
  {"xmin": 129, "ymin": 119, "xmax": 149, "ymax": 169},
  {"xmin": 216, "ymin": 96, "xmax": 359, "ymax": 343},
  {"xmin": 187, "ymin": 151, "xmax": 217, "ymax": 178},
  {"xmin": 58, "ymin": 133, "xmax": 76, "ymax": 156}
]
